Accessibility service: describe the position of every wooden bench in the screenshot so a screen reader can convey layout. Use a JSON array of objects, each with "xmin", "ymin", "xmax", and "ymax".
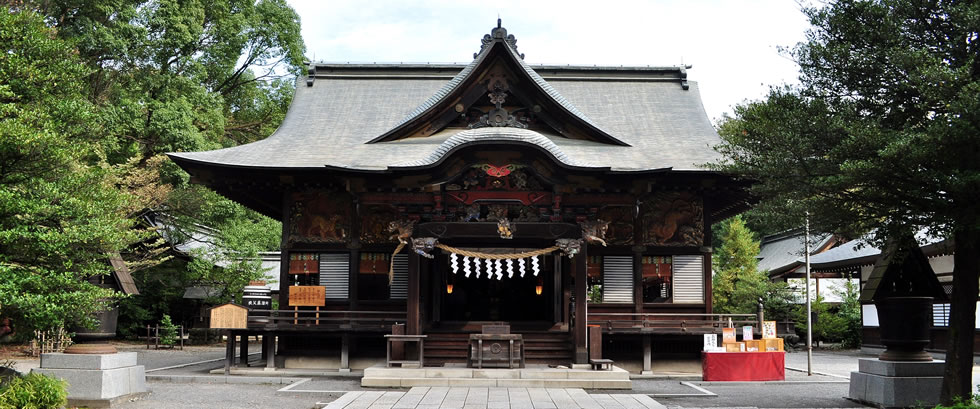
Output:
[{"xmin": 590, "ymin": 358, "xmax": 614, "ymax": 371}]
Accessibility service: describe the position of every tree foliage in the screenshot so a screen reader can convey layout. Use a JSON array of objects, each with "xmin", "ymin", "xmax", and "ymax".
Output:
[
  {"xmin": 1, "ymin": 0, "xmax": 305, "ymax": 334},
  {"xmin": 0, "ymin": 8, "xmax": 139, "ymax": 333},
  {"xmin": 712, "ymin": 216, "xmax": 767, "ymax": 314},
  {"xmin": 712, "ymin": 0, "xmax": 979, "ymax": 402}
]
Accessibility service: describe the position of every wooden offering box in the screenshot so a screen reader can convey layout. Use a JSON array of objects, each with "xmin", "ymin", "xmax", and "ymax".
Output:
[
  {"xmin": 763, "ymin": 337, "xmax": 784, "ymax": 352},
  {"xmin": 724, "ymin": 342, "xmax": 745, "ymax": 352}
]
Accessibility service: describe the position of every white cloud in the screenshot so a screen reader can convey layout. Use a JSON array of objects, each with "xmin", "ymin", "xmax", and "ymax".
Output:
[{"xmin": 287, "ymin": 0, "xmax": 810, "ymax": 122}]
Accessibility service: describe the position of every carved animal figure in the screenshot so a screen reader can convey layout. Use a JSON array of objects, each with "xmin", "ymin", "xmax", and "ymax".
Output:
[
  {"xmin": 412, "ymin": 237, "xmax": 439, "ymax": 259},
  {"xmin": 580, "ymin": 219, "xmax": 610, "ymax": 247},
  {"xmin": 556, "ymin": 238, "xmax": 583, "ymax": 258},
  {"xmin": 387, "ymin": 220, "xmax": 416, "ymax": 244},
  {"xmin": 487, "ymin": 204, "xmax": 508, "ymax": 221},
  {"xmin": 647, "ymin": 199, "xmax": 696, "ymax": 244},
  {"xmin": 497, "ymin": 218, "xmax": 514, "ymax": 239},
  {"xmin": 462, "ymin": 204, "xmax": 481, "ymax": 222},
  {"xmin": 306, "ymin": 214, "xmax": 345, "ymax": 240}
]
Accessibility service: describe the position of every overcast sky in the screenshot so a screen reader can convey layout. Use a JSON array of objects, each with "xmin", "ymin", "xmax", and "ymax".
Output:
[{"xmin": 286, "ymin": 0, "xmax": 812, "ymax": 123}]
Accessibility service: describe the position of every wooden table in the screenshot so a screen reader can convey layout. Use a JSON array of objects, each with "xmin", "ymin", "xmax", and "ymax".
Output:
[
  {"xmin": 468, "ymin": 333, "xmax": 524, "ymax": 369},
  {"xmin": 385, "ymin": 334, "xmax": 426, "ymax": 368},
  {"xmin": 702, "ymin": 351, "xmax": 785, "ymax": 381}
]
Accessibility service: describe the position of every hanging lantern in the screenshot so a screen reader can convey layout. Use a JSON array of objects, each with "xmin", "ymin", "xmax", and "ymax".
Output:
[
  {"xmin": 535, "ymin": 278, "xmax": 543, "ymax": 295},
  {"xmin": 447, "ymin": 283, "xmax": 454, "ymax": 294}
]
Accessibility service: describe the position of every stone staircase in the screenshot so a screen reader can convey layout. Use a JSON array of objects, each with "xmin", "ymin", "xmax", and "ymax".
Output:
[{"xmin": 361, "ymin": 365, "xmax": 631, "ymax": 389}]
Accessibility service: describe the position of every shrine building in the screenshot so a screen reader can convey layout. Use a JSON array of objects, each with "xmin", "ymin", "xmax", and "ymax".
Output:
[{"xmin": 169, "ymin": 21, "xmax": 750, "ymax": 374}]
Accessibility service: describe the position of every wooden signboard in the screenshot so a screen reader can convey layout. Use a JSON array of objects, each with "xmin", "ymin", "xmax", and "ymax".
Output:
[
  {"xmin": 722, "ymin": 327, "xmax": 736, "ymax": 344},
  {"xmin": 762, "ymin": 321, "xmax": 777, "ymax": 339},
  {"xmin": 288, "ymin": 285, "xmax": 326, "ymax": 307},
  {"xmin": 210, "ymin": 303, "xmax": 248, "ymax": 329}
]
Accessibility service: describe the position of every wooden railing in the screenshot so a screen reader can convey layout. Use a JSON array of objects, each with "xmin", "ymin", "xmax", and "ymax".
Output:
[
  {"xmin": 587, "ymin": 312, "xmax": 758, "ymax": 334},
  {"xmin": 245, "ymin": 309, "xmax": 406, "ymax": 330}
]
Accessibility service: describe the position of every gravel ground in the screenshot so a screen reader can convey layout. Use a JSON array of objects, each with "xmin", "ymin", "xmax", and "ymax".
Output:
[
  {"xmin": 117, "ymin": 382, "xmax": 322, "ymax": 409},
  {"xmin": 653, "ymin": 382, "xmax": 867, "ymax": 408}
]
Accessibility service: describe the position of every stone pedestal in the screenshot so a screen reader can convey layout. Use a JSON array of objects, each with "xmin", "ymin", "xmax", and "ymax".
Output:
[
  {"xmin": 849, "ymin": 358, "xmax": 943, "ymax": 408},
  {"xmin": 33, "ymin": 352, "xmax": 147, "ymax": 408}
]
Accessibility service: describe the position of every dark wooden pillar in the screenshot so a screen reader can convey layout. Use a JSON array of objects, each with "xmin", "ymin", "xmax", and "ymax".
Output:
[
  {"xmin": 278, "ymin": 193, "xmax": 291, "ymax": 311},
  {"xmin": 224, "ymin": 331, "xmax": 237, "ymax": 375},
  {"xmin": 239, "ymin": 334, "xmax": 248, "ymax": 367},
  {"xmin": 574, "ymin": 245, "xmax": 588, "ymax": 364},
  {"xmin": 407, "ymin": 251, "xmax": 420, "ymax": 335},
  {"xmin": 349, "ymin": 247, "xmax": 360, "ymax": 310},
  {"xmin": 633, "ymin": 246, "xmax": 645, "ymax": 314}
]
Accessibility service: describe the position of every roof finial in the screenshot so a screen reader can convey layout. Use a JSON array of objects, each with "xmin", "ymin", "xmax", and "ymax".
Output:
[{"xmin": 497, "ymin": 16, "xmax": 501, "ymax": 28}]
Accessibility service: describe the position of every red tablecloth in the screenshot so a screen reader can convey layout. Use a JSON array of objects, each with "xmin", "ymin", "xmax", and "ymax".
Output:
[{"xmin": 702, "ymin": 351, "xmax": 785, "ymax": 381}]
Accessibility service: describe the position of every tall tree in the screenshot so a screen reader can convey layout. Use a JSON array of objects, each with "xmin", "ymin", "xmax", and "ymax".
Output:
[
  {"xmin": 712, "ymin": 216, "xmax": 766, "ymax": 314},
  {"xmin": 7, "ymin": 0, "xmax": 305, "ymax": 308},
  {"xmin": 712, "ymin": 0, "xmax": 980, "ymax": 402},
  {"xmin": 0, "ymin": 8, "xmax": 143, "ymax": 333}
]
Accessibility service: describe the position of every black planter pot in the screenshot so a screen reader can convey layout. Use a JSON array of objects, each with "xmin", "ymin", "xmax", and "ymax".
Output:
[{"xmin": 875, "ymin": 296, "xmax": 933, "ymax": 361}]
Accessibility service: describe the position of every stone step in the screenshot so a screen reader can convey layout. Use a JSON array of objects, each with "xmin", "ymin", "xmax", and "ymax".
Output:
[
  {"xmin": 360, "ymin": 376, "xmax": 632, "ymax": 389},
  {"xmin": 361, "ymin": 365, "xmax": 631, "ymax": 389}
]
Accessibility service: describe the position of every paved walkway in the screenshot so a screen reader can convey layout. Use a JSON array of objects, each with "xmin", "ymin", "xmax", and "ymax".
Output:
[{"xmin": 321, "ymin": 387, "xmax": 665, "ymax": 409}]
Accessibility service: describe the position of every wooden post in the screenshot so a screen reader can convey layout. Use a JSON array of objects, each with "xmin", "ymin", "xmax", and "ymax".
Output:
[
  {"xmin": 407, "ymin": 251, "xmax": 420, "ymax": 335},
  {"xmin": 340, "ymin": 334, "xmax": 350, "ymax": 372},
  {"xmin": 574, "ymin": 245, "xmax": 588, "ymax": 364},
  {"xmin": 225, "ymin": 331, "xmax": 236, "ymax": 375},
  {"xmin": 589, "ymin": 325, "xmax": 602, "ymax": 360},
  {"xmin": 240, "ymin": 334, "xmax": 248, "ymax": 367},
  {"xmin": 266, "ymin": 333, "xmax": 276, "ymax": 370},
  {"xmin": 642, "ymin": 334, "xmax": 652, "ymax": 374},
  {"xmin": 633, "ymin": 247, "xmax": 644, "ymax": 314}
]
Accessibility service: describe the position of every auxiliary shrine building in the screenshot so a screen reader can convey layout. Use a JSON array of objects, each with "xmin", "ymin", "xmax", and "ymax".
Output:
[{"xmin": 170, "ymin": 22, "xmax": 749, "ymax": 373}]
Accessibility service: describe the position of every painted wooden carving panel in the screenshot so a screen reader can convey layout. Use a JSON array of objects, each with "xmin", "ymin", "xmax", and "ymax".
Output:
[
  {"xmin": 360, "ymin": 204, "xmax": 399, "ymax": 243},
  {"xmin": 288, "ymin": 191, "xmax": 352, "ymax": 243},
  {"xmin": 640, "ymin": 192, "xmax": 704, "ymax": 246}
]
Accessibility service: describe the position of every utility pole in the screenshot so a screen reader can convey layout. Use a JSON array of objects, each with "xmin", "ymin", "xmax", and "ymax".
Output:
[{"xmin": 805, "ymin": 212, "xmax": 813, "ymax": 376}]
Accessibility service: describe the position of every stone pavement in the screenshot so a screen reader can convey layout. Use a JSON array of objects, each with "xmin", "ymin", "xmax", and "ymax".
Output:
[{"xmin": 320, "ymin": 387, "xmax": 666, "ymax": 409}]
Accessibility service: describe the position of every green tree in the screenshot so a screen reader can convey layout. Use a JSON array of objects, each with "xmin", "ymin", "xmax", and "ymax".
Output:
[
  {"xmin": 0, "ymin": 9, "xmax": 143, "ymax": 333},
  {"xmin": 712, "ymin": 1, "xmax": 980, "ymax": 402},
  {"xmin": 4, "ymin": 1, "xmax": 304, "ymax": 328},
  {"xmin": 712, "ymin": 216, "xmax": 767, "ymax": 314}
]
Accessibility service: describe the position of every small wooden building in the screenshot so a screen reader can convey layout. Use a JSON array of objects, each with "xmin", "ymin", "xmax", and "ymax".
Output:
[{"xmin": 169, "ymin": 22, "xmax": 749, "ymax": 371}]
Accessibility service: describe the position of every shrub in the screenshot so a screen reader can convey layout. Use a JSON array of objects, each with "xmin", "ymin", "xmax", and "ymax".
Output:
[
  {"xmin": 0, "ymin": 372, "xmax": 68, "ymax": 409},
  {"xmin": 159, "ymin": 314, "xmax": 178, "ymax": 346}
]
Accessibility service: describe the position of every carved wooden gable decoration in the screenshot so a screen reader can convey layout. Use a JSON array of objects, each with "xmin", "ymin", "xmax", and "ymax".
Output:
[{"xmin": 367, "ymin": 20, "xmax": 628, "ymax": 147}]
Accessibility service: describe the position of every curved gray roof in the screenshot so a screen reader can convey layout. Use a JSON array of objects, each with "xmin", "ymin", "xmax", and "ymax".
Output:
[
  {"xmin": 169, "ymin": 28, "xmax": 722, "ymax": 173},
  {"xmin": 393, "ymin": 128, "xmax": 587, "ymax": 168}
]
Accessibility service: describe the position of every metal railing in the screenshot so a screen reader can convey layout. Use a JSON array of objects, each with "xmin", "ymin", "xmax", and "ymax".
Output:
[
  {"xmin": 245, "ymin": 309, "xmax": 406, "ymax": 330},
  {"xmin": 587, "ymin": 312, "xmax": 758, "ymax": 333}
]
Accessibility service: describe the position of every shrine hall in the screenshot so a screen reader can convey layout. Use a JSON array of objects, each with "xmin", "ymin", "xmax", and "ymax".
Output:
[{"xmin": 169, "ymin": 20, "xmax": 750, "ymax": 376}]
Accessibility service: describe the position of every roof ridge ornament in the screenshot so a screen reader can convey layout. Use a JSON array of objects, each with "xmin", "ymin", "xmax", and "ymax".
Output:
[{"xmin": 474, "ymin": 18, "xmax": 524, "ymax": 60}]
